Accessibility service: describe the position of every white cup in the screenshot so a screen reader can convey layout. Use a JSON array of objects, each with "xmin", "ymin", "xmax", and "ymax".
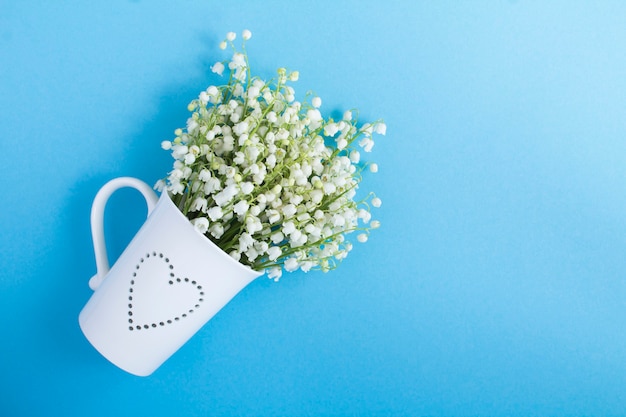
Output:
[{"xmin": 79, "ymin": 177, "xmax": 261, "ymax": 376}]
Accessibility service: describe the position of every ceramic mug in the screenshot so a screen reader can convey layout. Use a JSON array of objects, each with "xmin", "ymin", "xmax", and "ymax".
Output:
[{"xmin": 79, "ymin": 177, "xmax": 262, "ymax": 376}]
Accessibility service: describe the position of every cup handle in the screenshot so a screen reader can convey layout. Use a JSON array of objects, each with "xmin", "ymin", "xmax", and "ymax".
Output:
[{"xmin": 88, "ymin": 177, "xmax": 159, "ymax": 290}]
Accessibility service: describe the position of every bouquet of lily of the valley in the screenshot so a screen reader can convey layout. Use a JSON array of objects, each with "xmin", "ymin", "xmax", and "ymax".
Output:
[{"xmin": 156, "ymin": 30, "xmax": 386, "ymax": 281}]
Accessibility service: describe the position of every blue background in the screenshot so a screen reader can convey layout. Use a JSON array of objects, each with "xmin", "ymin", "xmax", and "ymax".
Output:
[{"xmin": 2, "ymin": 1, "xmax": 626, "ymax": 416}]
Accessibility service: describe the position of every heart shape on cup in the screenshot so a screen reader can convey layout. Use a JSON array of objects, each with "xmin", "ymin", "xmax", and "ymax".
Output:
[{"xmin": 127, "ymin": 251, "xmax": 204, "ymax": 331}]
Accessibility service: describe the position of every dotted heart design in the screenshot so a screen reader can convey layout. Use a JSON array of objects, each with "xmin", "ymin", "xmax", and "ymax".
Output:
[{"xmin": 127, "ymin": 251, "xmax": 204, "ymax": 331}]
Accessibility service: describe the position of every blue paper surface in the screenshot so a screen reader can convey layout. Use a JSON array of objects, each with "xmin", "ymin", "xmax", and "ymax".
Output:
[{"xmin": 2, "ymin": 1, "xmax": 626, "ymax": 415}]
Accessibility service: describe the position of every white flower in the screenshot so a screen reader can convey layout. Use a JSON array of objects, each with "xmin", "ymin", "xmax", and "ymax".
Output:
[
  {"xmin": 233, "ymin": 200, "xmax": 250, "ymax": 216},
  {"xmin": 226, "ymin": 31, "xmax": 236, "ymax": 41},
  {"xmin": 245, "ymin": 247, "xmax": 259, "ymax": 261},
  {"xmin": 242, "ymin": 29, "xmax": 252, "ymax": 40},
  {"xmin": 249, "ymin": 205, "xmax": 262, "ymax": 217},
  {"xmin": 184, "ymin": 153, "xmax": 196, "ymax": 165},
  {"xmin": 191, "ymin": 217, "xmax": 209, "ymax": 234},
  {"xmin": 369, "ymin": 163, "xmax": 379, "ymax": 173},
  {"xmin": 323, "ymin": 182, "xmax": 336, "ymax": 195},
  {"xmin": 290, "ymin": 230, "xmax": 308, "ymax": 247},
  {"xmin": 357, "ymin": 233, "xmax": 368, "ymax": 243},
  {"xmin": 233, "ymin": 121, "xmax": 249, "ymax": 136},
  {"xmin": 267, "ymin": 209, "xmax": 281, "ymax": 224},
  {"xmin": 247, "ymin": 85, "xmax": 260, "ymax": 100},
  {"xmin": 154, "ymin": 179, "xmax": 165, "ymax": 192},
  {"xmin": 232, "ymin": 84, "xmax": 244, "ymax": 99},
  {"xmin": 375, "ymin": 122, "xmax": 387, "ymax": 135},
  {"xmin": 208, "ymin": 206, "xmax": 224, "ymax": 221},
  {"xmin": 282, "ymin": 221, "xmax": 296, "ymax": 235},
  {"xmin": 207, "ymin": 85, "xmax": 219, "ymax": 96},
  {"xmin": 192, "ymin": 197, "xmax": 208, "ymax": 212},
  {"xmin": 310, "ymin": 189, "xmax": 324, "ymax": 205},
  {"xmin": 359, "ymin": 137, "xmax": 374, "ymax": 152},
  {"xmin": 370, "ymin": 220, "xmax": 381, "ymax": 229},
  {"xmin": 211, "ymin": 61, "xmax": 225, "ymax": 76},
  {"xmin": 268, "ymin": 267, "xmax": 282, "ymax": 281},
  {"xmin": 214, "ymin": 184, "xmax": 238, "ymax": 206},
  {"xmin": 284, "ymin": 257, "xmax": 299, "ymax": 272},
  {"xmin": 305, "ymin": 223, "xmax": 321, "ymax": 238},
  {"xmin": 245, "ymin": 216, "xmax": 263, "ymax": 234},
  {"xmin": 281, "ymin": 203, "xmax": 297, "ymax": 218},
  {"xmin": 255, "ymin": 241, "xmax": 269, "ymax": 254},
  {"xmin": 161, "ymin": 140, "xmax": 172, "ymax": 150},
  {"xmin": 219, "ymin": 41, "xmax": 227, "ymax": 50},
  {"xmin": 168, "ymin": 180, "xmax": 184, "ymax": 194},
  {"xmin": 267, "ymin": 246, "xmax": 282, "ymax": 261},
  {"xmin": 343, "ymin": 110, "xmax": 352, "ymax": 121},
  {"xmin": 332, "ymin": 214, "xmax": 346, "ymax": 227},
  {"xmin": 204, "ymin": 177, "xmax": 221, "ymax": 194},
  {"xmin": 336, "ymin": 138, "xmax": 348, "ymax": 150},
  {"xmin": 233, "ymin": 151, "xmax": 245, "ymax": 165},
  {"xmin": 172, "ymin": 145, "xmax": 188, "ymax": 159},
  {"xmin": 324, "ymin": 123, "xmax": 339, "ymax": 137},
  {"xmin": 312, "ymin": 97, "xmax": 322, "ymax": 108},
  {"xmin": 270, "ymin": 231, "xmax": 284, "ymax": 244},
  {"xmin": 265, "ymin": 153, "xmax": 277, "ymax": 168},
  {"xmin": 209, "ymin": 223, "xmax": 225, "ymax": 238},
  {"xmin": 371, "ymin": 197, "xmax": 382, "ymax": 208},
  {"xmin": 229, "ymin": 53, "xmax": 246, "ymax": 69},
  {"xmin": 300, "ymin": 261, "xmax": 314, "ymax": 272},
  {"xmin": 289, "ymin": 71, "xmax": 299, "ymax": 81},
  {"xmin": 358, "ymin": 209, "xmax": 371, "ymax": 223},
  {"xmin": 240, "ymin": 181, "xmax": 254, "ymax": 195},
  {"xmin": 239, "ymin": 232, "xmax": 254, "ymax": 252}
]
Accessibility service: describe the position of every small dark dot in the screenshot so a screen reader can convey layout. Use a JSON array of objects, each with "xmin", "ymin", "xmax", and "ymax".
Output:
[
  {"xmin": 136, "ymin": 265, "xmax": 140, "ymax": 269},
  {"xmin": 129, "ymin": 319, "xmax": 133, "ymax": 324},
  {"xmin": 151, "ymin": 323, "xmax": 157, "ymax": 328},
  {"xmin": 159, "ymin": 322, "xmax": 164, "ymax": 326},
  {"xmin": 129, "ymin": 296, "xmax": 133, "ymax": 301},
  {"xmin": 200, "ymin": 292, "xmax": 204, "ymax": 296},
  {"xmin": 136, "ymin": 325, "xmax": 141, "ymax": 330},
  {"xmin": 197, "ymin": 285, "xmax": 202, "ymax": 290},
  {"xmin": 167, "ymin": 320, "xmax": 172, "ymax": 324},
  {"xmin": 176, "ymin": 278, "xmax": 181, "ymax": 282},
  {"xmin": 184, "ymin": 278, "xmax": 189, "ymax": 282},
  {"xmin": 140, "ymin": 258, "xmax": 144, "ymax": 263},
  {"xmin": 146, "ymin": 253, "xmax": 150, "ymax": 258},
  {"xmin": 132, "ymin": 272, "xmax": 137, "ymax": 277},
  {"xmin": 144, "ymin": 325, "xmax": 149, "ymax": 329},
  {"xmin": 195, "ymin": 304, "xmax": 200, "ymax": 308},
  {"xmin": 188, "ymin": 309, "xmax": 194, "ymax": 313},
  {"xmin": 174, "ymin": 317, "xmax": 180, "ymax": 321},
  {"xmin": 169, "ymin": 265, "xmax": 174, "ymax": 270},
  {"xmin": 128, "ymin": 311, "xmax": 133, "ymax": 316},
  {"xmin": 159, "ymin": 253, "xmax": 163, "ymax": 258},
  {"xmin": 130, "ymin": 280, "xmax": 134, "ymax": 285},
  {"xmin": 192, "ymin": 280, "xmax": 197, "ymax": 285},
  {"xmin": 182, "ymin": 313, "xmax": 187, "ymax": 318},
  {"xmin": 165, "ymin": 258, "xmax": 169, "ymax": 262},
  {"xmin": 129, "ymin": 327, "xmax": 134, "ymax": 331},
  {"xmin": 129, "ymin": 288, "xmax": 133, "ymax": 293},
  {"xmin": 199, "ymin": 299, "xmax": 204, "ymax": 302},
  {"xmin": 168, "ymin": 280, "xmax": 173, "ymax": 285},
  {"xmin": 153, "ymin": 251, "xmax": 157, "ymax": 256},
  {"xmin": 170, "ymin": 273, "xmax": 175, "ymax": 277},
  {"xmin": 128, "ymin": 303, "xmax": 133, "ymax": 308}
]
